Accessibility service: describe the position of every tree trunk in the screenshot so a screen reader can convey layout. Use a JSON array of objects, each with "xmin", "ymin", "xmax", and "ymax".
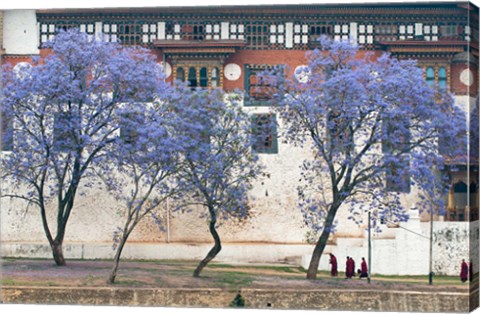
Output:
[
  {"xmin": 193, "ymin": 206, "xmax": 221, "ymax": 277},
  {"xmin": 107, "ymin": 238, "xmax": 127, "ymax": 284},
  {"xmin": 52, "ymin": 240, "xmax": 66, "ymax": 266},
  {"xmin": 306, "ymin": 204, "xmax": 339, "ymax": 280}
]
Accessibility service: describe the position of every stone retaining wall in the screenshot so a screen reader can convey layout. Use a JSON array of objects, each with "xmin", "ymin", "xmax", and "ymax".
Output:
[{"xmin": 1, "ymin": 286, "xmax": 477, "ymax": 312}]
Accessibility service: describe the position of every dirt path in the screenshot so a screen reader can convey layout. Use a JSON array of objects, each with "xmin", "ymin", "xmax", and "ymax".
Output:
[{"xmin": 1, "ymin": 258, "xmax": 473, "ymax": 293}]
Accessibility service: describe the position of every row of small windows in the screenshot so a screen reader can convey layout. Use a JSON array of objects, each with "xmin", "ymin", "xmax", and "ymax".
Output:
[
  {"xmin": 175, "ymin": 66, "xmax": 220, "ymax": 88},
  {"xmin": 38, "ymin": 20, "xmax": 474, "ymax": 48}
]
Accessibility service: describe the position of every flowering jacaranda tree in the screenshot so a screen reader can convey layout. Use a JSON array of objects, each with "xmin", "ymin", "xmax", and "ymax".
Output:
[
  {"xmin": 174, "ymin": 89, "xmax": 264, "ymax": 277},
  {"xmin": 101, "ymin": 81, "xmax": 188, "ymax": 284},
  {"xmin": 1, "ymin": 29, "xmax": 169, "ymax": 266},
  {"xmin": 268, "ymin": 37, "xmax": 465, "ymax": 280}
]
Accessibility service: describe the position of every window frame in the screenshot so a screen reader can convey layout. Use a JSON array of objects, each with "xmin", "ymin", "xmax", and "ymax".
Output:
[
  {"xmin": 244, "ymin": 64, "xmax": 283, "ymax": 107},
  {"xmin": 251, "ymin": 113, "xmax": 278, "ymax": 154}
]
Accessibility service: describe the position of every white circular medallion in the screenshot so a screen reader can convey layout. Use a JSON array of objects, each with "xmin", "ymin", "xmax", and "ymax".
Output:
[
  {"xmin": 13, "ymin": 62, "xmax": 32, "ymax": 80},
  {"xmin": 460, "ymin": 69, "xmax": 474, "ymax": 87},
  {"xmin": 294, "ymin": 65, "xmax": 310, "ymax": 83},
  {"xmin": 224, "ymin": 63, "xmax": 241, "ymax": 81},
  {"xmin": 157, "ymin": 62, "xmax": 172, "ymax": 78},
  {"xmin": 164, "ymin": 62, "xmax": 172, "ymax": 78}
]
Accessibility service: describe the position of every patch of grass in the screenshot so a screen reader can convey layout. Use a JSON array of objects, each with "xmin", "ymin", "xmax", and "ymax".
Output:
[
  {"xmin": 210, "ymin": 271, "xmax": 254, "ymax": 287},
  {"xmin": 1, "ymin": 279, "xmax": 58, "ymax": 286},
  {"xmin": 114, "ymin": 279, "xmax": 147, "ymax": 287},
  {"xmin": 1, "ymin": 278, "xmax": 18, "ymax": 285},
  {"xmin": 208, "ymin": 263, "xmax": 308, "ymax": 274},
  {"xmin": 207, "ymin": 263, "xmax": 235, "ymax": 269}
]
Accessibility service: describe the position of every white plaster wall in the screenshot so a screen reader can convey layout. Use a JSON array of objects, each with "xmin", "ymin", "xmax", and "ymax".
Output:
[
  {"xmin": 0, "ymin": 177, "xmax": 169, "ymax": 245},
  {"xmin": 3, "ymin": 10, "xmax": 38, "ymax": 55},
  {"xmin": 301, "ymin": 210, "xmax": 476, "ymax": 276},
  {"xmin": 432, "ymin": 221, "xmax": 477, "ymax": 275}
]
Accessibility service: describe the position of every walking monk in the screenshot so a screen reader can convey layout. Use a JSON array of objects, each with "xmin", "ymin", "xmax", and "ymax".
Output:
[
  {"xmin": 360, "ymin": 257, "xmax": 368, "ymax": 278},
  {"xmin": 350, "ymin": 257, "xmax": 356, "ymax": 277},
  {"xmin": 460, "ymin": 259, "xmax": 468, "ymax": 282},
  {"xmin": 329, "ymin": 253, "xmax": 338, "ymax": 277},
  {"xmin": 345, "ymin": 256, "xmax": 352, "ymax": 278}
]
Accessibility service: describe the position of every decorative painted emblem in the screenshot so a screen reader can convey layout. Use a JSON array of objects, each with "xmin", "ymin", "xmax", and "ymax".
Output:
[
  {"xmin": 294, "ymin": 65, "xmax": 310, "ymax": 83},
  {"xmin": 224, "ymin": 63, "xmax": 241, "ymax": 81},
  {"xmin": 13, "ymin": 62, "xmax": 32, "ymax": 80},
  {"xmin": 460, "ymin": 69, "xmax": 473, "ymax": 87}
]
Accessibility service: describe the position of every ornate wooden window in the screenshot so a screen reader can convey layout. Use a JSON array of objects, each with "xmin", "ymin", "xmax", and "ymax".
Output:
[
  {"xmin": 252, "ymin": 113, "xmax": 278, "ymax": 154},
  {"xmin": 269, "ymin": 24, "xmax": 285, "ymax": 47},
  {"xmin": 175, "ymin": 65, "xmax": 222, "ymax": 88},
  {"xmin": 244, "ymin": 64, "xmax": 283, "ymax": 106},
  {"xmin": 423, "ymin": 65, "xmax": 450, "ymax": 90},
  {"xmin": 358, "ymin": 24, "xmax": 374, "ymax": 45},
  {"xmin": 211, "ymin": 68, "xmax": 220, "ymax": 87},
  {"xmin": 176, "ymin": 67, "xmax": 185, "ymax": 82},
  {"xmin": 165, "ymin": 22, "xmax": 182, "ymax": 40},
  {"xmin": 39, "ymin": 20, "xmax": 81, "ymax": 44},
  {"xmin": 199, "ymin": 67, "xmax": 208, "ymax": 87},
  {"xmin": 423, "ymin": 24, "xmax": 439, "ymax": 41},
  {"xmin": 309, "ymin": 24, "xmax": 331, "ymax": 47},
  {"xmin": 117, "ymin": 20, "xmax": 141, "ymax": 45},
  {"xmin": 334, "ymin": 24, "xmax": 350, "ymax": 41},
  {"xmin": 440, "ymin": 23, "xmax": 460, "ymax": 39},
  {"xmin": 398, "ymin": 24, "xmax": 414, "ymax": 40},
  {"xmin": 426, "ymin": 67, "xmax": 435, "ymax": 87},
  {"xmin": 229, "ymin": 24, "xmax": 245, "ymax": 40},
  {"xmin": 438, "ymin": 67, "xmax": 447, "ymax": 88},
  {"xmin": 375, "ymin": 24, "xmax": 397, "ymax": 42},
  {"xmin": 246, "ymin": 21, "xmax": 269, "ymax": 50},
  {"xmin": 141, "ymin": 23, "xmax": 157, "ymax": 44},
  {"xmin": 205, "ymin": 23, "xmax": 221, "ymax": 40},
  {"xmin": 292, "ymin": 23, "xmax": 309, "ymax": 48},
  {"xmin": 188, "ymin": 67, "xmax": 197, "ymax": 88},
  {"xmin": 102, "ymin": 22, "xmax": 119, "ymax": 43}
]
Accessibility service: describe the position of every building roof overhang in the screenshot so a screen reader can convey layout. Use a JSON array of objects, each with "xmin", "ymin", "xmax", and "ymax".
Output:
[
  {"xmin": 154, "ymin": 40, "xmax": 245, "ymax": 63},
  {"xmin": 378, "ymin": 40, "xmax": 478, "ymax": 60},
  {"xmin": 153, "ymin": 39, "xmax": 246, "ymax": 49},
  {"xmin": 36, "ymin": 2, "xmax": 473, "ymax": 18}
]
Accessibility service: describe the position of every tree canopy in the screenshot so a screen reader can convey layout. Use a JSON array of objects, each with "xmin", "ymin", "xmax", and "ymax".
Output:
[
  {"xmin": 268, "ymin": 37, "xmax": 465, "ymax": 279},
  {"xmin": 1, "ymin": 29, "xmax": 169, "ymax": 265}
]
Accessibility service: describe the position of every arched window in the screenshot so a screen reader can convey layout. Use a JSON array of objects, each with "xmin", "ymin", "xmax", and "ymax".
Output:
[
  {"xmin": 188, "ymin": 67, "xmax": 197, "ymax": 88},
  {"xmin": 426, "ymin": 67, "xmax": 435, "ymax": 87},
  {"xmin": 438, "ymin": 67, "xmax": 447, "ymax": 88},
  {"xmin": 211, "ymin": 67, "xmax": 220, "ymax": 87},
  {"xmin": 176, "ymin": 67, "xmax": 185, "ymax": 82},
  {"xmin": 453, "ymin": 181, "xmax": 468, "ymax": 208},
  {"xmin": 199, "ymin": 67, "xmax": 208, "ymax": 87}
]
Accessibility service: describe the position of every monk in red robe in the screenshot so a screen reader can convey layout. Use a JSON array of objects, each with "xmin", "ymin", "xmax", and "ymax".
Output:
[
  {"xmin": 350, "ymin": 257, "xmax": 356, "ymax": 277},
  {"xmin": 360, "ymin": 257, "xmax": 368, "ymax": 278},
  {"xmin": 329, "ymin": 253, "xmax": 338, "ymax": 277},
  {"xmin": 460, "ymin": 259, "xmax": 468, "ymax": 282},
  {"xmin": 345, "ymin": 256, "xmax": 352, "ymax": 278}
]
